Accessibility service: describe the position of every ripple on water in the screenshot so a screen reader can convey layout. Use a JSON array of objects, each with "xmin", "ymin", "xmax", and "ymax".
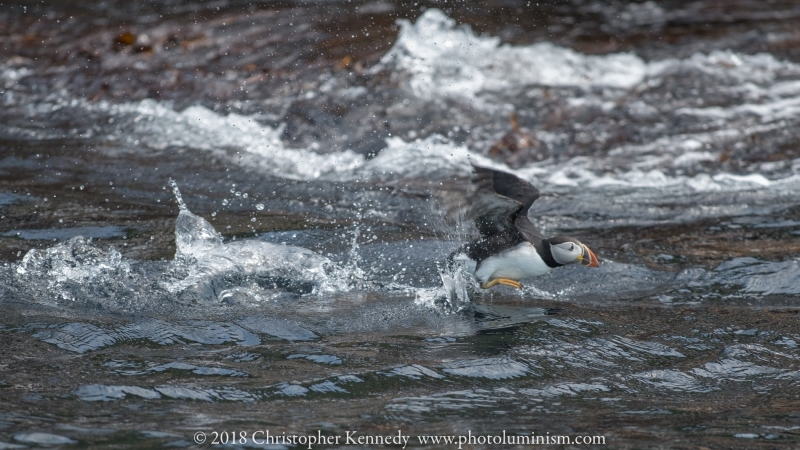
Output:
[
  {"xmin": 274, "ymin": 384, "xmax": 309, "ymax": 397},
  {"xmin": 520, "ymin": 335, "xmax": 685, "ymax": 370},
  {"xmin": 629, "ymin": 370, "xmax": 714, "ymax": 393},
  {"xmin": 386, "ymin": 389, "xmax": 513, "ymax": 414},
  {"xmin": 691, "ymin": 358, "xmax": 784, "ymax": 380},
  {"xmin": 520, "ymin": 382, "xmax": 612, "ymax": 398},
  {"xmin": 440, "ymin": 357, "xmax": 531, "ymax": 379},
  {"xmin": 715, "ymin": 257, "xmax": 800, "ymax": 295},
  {"xmin": 105, "ymin": 361, "xmax": 247, "ymax": 377},
  {"xmin": 530, "ymin": 261, "xmax": 674, "ymax": 301},
  {"xmin": 238, "ymin": 317, "xmax": 318, "ymax": 341},
  {"xmin": 12, "ymin": 433, "xmax": 77, "ymax": 446},
  {"xmin": 74, "ymin": 384, "xmax": 256, "ymax": 402},
  {"xmin": 387, "ymin": 365, "xmax": 445, "ymax": 380},
  {"xmin": 33, "ymin": 320, "xmax": 260, "ymax": 353},
  {"xmin": 74, "ymin": 385, "xmax": 161, "ymax": 402},
  {"xmin": 308, "ymin": 381, "xmax": 348, "ymax": 394},
  {"xmin": 287, "ymin": 354, "xmax": 342, "ymax": 365},
  {"xmin": 2, "ymin": 226, "xmax": 127, "ymax": 241}
]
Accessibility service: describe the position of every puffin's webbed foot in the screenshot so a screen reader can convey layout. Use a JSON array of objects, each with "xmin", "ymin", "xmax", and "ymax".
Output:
[{"xmin": 480, "ymin": 278, "xmax": 523, "ymax": 290}]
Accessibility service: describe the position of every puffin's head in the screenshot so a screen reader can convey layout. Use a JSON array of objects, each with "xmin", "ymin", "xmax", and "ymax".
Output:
[{"xmin": 548, "ymin": 236, "xmax": 600, "ymax": 268}]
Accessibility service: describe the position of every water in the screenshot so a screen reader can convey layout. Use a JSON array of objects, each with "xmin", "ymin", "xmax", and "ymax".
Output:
[{"xmin": 2, "ymin": 1, "xmax": 800, "ymax": 447}]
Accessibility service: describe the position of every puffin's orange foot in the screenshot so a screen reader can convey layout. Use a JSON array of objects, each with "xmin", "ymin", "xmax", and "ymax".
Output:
[{"xmin": 480, "ymin": 278, "xmax": 523, "ymax": 289}]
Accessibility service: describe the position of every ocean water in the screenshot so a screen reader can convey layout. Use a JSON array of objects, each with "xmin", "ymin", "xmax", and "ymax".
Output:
[{"xmin": 2, "ymin": 1, "xmax": 800, "ymax": 448}]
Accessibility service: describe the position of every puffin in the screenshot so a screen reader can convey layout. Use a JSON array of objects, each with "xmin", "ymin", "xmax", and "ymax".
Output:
[{"xmin": 450, "ymin": 164, "xmax": 600, "ymax": 289}]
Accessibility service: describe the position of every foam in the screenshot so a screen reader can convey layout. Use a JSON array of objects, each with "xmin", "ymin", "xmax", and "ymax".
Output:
[
  {"xmin": 4, "ymin": 11, "xmax": 800, "ymax": 199},
  {"xmin": 379, "ymin": 9, "xmax": 647, "ymax": 103},
  {"xmin": 87, "ymin": 95, "xmax": 800, "ymax": 196},
  {"xmin": 97, "ymin": 99, "xmax": 365, "ymax": 181}
]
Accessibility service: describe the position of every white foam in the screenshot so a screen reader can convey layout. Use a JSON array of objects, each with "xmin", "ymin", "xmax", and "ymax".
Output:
[
  {"xmin": 647, "ymin": 50, "xmax": 799, "ymax": 86},
  {"xmin": 379, "ymin": 9, "xmax": 646, "ymax": 103},
  {"xmin": 678, "ymin": 96, "xmax": 800, "ymax": 122},
  {"xmin": 363, "ymin": 135, "xmax": 496, "ymax": 180},
  {"xmin": 99, "ymin": 99, "xmax": 365, "ymax": 181},
  {"xmin": 64, "ymin": 37, "xmax": 799, "ymax": 195},
  {"xmin": 88, "ymin": 95, "xmax": 800, "ymax": 196},
  {"xmin": 6, "ymin": 11, "xmax": 800, "ymax": 200}
]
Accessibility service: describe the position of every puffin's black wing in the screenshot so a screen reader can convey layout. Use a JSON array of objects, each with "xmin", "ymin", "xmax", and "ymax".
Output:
[{"xmin": 468, "ymin": 164, "xmax": 542, "ymax": 236}]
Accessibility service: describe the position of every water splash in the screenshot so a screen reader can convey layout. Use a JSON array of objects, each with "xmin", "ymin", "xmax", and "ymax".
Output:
[
  {"xmin": 412, "ymin": 252, "xmax": 476, "ymax": 313},
  {"xmin": 341, "ymin": 224, "xmax": 368, "ymax": 289},
  {"xmin": 165, "ymin": 181, "xmax": 347, "ymax": 303},
  {"xmin": 13, "ymin": 236, "xmax": 139, "ymax": 307},
  {"xmin": 168, "ymin": 178, "xmax": 187, "ymax": 211},
  {"xmin": 379, "ymin": 9, "xmax": 646, "ymax": 104}
]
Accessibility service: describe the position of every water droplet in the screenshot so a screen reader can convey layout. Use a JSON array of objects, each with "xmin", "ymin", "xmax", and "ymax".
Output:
[
  {"xmin": 79, "ymin": 185, "xmax": 84, "ymax": 190},
  {"xmin": 168, "ymin": 179, "xmax": 186, "ymax": 211},
  {"xmin": 255, "ymin": 203, "xmax": 265, "ymax": 211}
]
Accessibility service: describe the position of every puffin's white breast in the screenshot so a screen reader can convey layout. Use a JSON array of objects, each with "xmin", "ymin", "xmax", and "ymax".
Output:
[{"xmin": 474, "ymin": 242, "xmax": 551, "ymax": 283}]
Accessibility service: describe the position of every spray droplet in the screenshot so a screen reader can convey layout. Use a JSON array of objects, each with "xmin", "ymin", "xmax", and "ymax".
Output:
[
  {"xmin": 168, "ymin": 179, "xmax": 187, "ymax": 211},
  {"xmin": 255, "ymin": 203, "xmax": 265, "ymax": 211}
]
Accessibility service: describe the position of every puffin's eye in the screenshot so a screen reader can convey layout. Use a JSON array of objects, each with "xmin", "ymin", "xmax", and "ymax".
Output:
[{"xmin": 569, "ymin": 244, "xmax": 574, "ymax": 251}]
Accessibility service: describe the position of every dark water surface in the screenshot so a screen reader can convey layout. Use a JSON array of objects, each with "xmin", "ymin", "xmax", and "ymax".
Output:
[{"xmin": 2, "ymin": 0, "xmax": 800, "ymax": 448}]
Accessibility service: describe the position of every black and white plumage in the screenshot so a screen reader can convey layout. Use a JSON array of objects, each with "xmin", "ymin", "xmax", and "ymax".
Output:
[{"xmin": 450, "ymin": 164, "xmax": 600, "ymax": 289}]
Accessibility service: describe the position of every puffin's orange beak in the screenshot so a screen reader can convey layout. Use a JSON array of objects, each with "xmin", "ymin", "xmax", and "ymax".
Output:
[{"xmin": 579, "ymin": 244, "xmax": 600, "ymax": 268}]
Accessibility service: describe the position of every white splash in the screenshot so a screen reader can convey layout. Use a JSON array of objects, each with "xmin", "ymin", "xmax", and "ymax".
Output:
[
  {"xmin": 98, "ymin": 99, "xmax": 365, "ymax": 181},
  {"xmin": 164, "ymin": 181, "xmax": 346, "ymax": 303},
  {"xmin": 379, "ymin": 9, "xmax": 647, "ymax": 102}
]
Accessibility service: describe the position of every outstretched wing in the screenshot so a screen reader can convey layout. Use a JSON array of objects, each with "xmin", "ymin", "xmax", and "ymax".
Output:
[{"xmin": 468, "ymin": 164, "xmax": 542, "ymax": 236}]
